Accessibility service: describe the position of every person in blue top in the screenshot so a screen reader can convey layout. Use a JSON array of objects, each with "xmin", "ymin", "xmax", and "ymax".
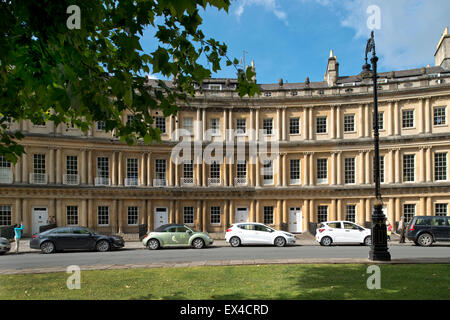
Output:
[{"xmin": 13, "ymin": 222, "xmax": 23, "ymax": 254}]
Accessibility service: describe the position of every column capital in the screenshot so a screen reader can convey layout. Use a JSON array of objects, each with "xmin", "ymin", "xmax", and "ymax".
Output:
[{"xmin": 331, "ymin": 151, "xmax": 342, "ymax": 155}]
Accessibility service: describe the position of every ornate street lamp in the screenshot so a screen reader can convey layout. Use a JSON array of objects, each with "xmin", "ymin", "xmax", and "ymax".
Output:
[{"xmin": 364, "ymin": 31, "xmax": 391, "ymax": 261}]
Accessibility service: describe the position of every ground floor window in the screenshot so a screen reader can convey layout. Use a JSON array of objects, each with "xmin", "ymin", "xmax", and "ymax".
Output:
[
  {"xmin": 403, "ymin": 204, "xmax": 416, "ymax": 223},
  {"xmin": 66, "ymin": 206, "xmax": 78, "ymax": 225},
  {"xmin": 127, "ymin": 206, "xmax": 139, "ymax": 225},
  {"xmin": 98, "ymin": 206, "xmax": 109, "ymax": 226},
  {"xmin": 317, "ymin": 206, "xmax": 328, "ymax": 223},
  {"xmin": 263, "ymin": 206, "xmax": 274, "ymax": 225},
  {"xmin": 210, "ymin": 206, "xmax": 221, "ymax": 225},
  {"xmin": 183, "ymin": 206, "xmax": 194, "ymax": 225},
  {"xmin": 435, "ymin": 203, "xmax": 448, "ymax": 216},
  {"xmin": 345, "ymin": 205, "xmax": 356, "ymax": 223},
  {"xmin": 0, "ymin": 205, "xmax": 11, "ymax": 226}
]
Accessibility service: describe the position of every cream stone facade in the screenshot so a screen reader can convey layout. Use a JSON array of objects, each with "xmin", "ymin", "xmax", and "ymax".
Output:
[{"xmin": 1, "ymin": 29, "xmax": 450, "ymax": 237}]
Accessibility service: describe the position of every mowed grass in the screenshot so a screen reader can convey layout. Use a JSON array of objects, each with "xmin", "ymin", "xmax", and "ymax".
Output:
[{"xmin": 0, "ymin": 264, "xmax": 449, "ymax": 300}]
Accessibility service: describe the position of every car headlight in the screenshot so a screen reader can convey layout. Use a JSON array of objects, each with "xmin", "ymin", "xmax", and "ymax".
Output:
[{"xmin": 283, "ymin": 232, "xmax": 295, "ymax": 238}]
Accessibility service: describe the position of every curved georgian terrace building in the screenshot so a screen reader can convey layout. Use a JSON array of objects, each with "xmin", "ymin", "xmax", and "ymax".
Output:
[{"xmin": 1, "ymin": 28, "xmax": 450, "ymax": 238}]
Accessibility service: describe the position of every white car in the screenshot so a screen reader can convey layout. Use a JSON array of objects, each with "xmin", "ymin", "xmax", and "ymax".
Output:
[
  {"xmin": 316, "ymin": 221, "xmax": 372, "ymax": 246},
  {"xmin": 225, "ymin": 223, "xmax": 297, "ymax": 247}
]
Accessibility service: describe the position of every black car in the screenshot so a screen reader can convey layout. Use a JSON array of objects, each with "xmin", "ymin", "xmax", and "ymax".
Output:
[
  {"xmin": 407, "ymin": 216, "xmax": 450, "ymax": 246},
  {"xmin": 30, "ymin": 227, "xmax": 125, "ymax": 254}
]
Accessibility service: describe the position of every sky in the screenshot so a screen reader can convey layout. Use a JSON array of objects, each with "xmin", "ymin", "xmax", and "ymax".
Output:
[{"xmin": 141, "ymin": 0, "xmax": 450, "ymax": 84}]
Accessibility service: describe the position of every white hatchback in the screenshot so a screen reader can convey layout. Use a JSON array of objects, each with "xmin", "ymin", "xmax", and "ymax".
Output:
[
  {"xmin": 225, "ymin": 223, "xmax": 297, "ymax": 247},
  {"xmin": 316, "ymin": 221, "xmax": 372, "ymax": 246}
]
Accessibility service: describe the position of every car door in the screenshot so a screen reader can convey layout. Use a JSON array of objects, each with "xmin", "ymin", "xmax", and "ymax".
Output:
[
  {"xmin": 161, "ymin": 226, "xmax": 178, "ymax": 246},
  {"xmin": 254, "ymin": 224, "xmax": 274, "ymax": 244},
  {"xmin": 239, "ymin": 224, "xmax": 258, "ymax": 244},
  {"xmin": 342, "ymin": 222, "xmax": 362, "ymax": 243},
  {"xmin": 430, "ymin": 217, "xmax": 448, "ymax": 241},
  {"xmin": 326, "ymin": 222, "xmax": 345, "ymax": 243},
  {"xmin": 50, "ymin": 227, "xmax": 74, "ymax": 249},
  {"xmin": 173, "ymin": 226, "xmax": 191, "ymax": 246},
  {"xmin": 72, "ymin": 227, "xmax": 95, "ymax": 249}
]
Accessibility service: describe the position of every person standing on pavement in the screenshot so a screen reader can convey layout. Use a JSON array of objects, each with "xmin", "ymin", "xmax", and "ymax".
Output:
[
  {"xmin": 398, "ymin": 216, "xmax": 406, "ymax": 243},
  {"xmin": 13, "ymin": 222, "xmax": 24, "ymax": 254}
]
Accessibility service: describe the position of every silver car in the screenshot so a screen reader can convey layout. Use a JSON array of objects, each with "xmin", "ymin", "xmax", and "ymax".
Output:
[{"xmin": 0, "ymin": 237, "xmax": 11, "ymax": 254}]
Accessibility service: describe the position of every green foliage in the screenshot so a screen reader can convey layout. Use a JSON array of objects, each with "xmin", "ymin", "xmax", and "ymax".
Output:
[{"xmin": 0, "ymin": 0, "xmax": 260, "ymax": 163}]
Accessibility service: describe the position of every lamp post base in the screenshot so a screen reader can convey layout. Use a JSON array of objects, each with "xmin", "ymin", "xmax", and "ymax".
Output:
[{"xmin": 368, "ymin": 204, "xmax": 391, "ymax": 261}]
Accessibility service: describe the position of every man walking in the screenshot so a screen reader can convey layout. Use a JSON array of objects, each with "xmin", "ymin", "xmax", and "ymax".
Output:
[
  {"xmin": 13, "ymin": 222, "xmax": 24, "ymax": 253},
  {"xmin": 398, "ymin": 216, "xmax": 406, "ymax": 243}
]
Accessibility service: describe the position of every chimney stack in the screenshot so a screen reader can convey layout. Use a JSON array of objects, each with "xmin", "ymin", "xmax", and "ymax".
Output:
[
  {"xmin": 435, "ymin": 27, "xmax": 450, "ymax": 69},
  {"xmin": 324, "ymin": 49, "xmax": 339, "ymax": 87}
]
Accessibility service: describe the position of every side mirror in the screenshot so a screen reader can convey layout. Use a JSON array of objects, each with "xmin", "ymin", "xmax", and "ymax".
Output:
[{"xmin": 186, "ymin": 230, "xmax": 192, "ymax": 234}]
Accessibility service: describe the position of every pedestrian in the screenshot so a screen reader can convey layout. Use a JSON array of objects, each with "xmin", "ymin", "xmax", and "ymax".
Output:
[
  {"xmin": 398, "ymin": 216, "xmax": 406, "ymax": 243},
  {"xmin": 13, "ymin": 222, "xmax": 24, "ymax": 254},
  {"xmin": 386, "ymin": 221, "xmax": 392, "ymax": 241},
  {"xmin": 47, "ymin": 216, "xmax": 55, "ymax": 225}
]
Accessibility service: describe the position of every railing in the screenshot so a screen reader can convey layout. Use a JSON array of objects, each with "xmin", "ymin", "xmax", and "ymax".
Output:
[
  {"xmin": 234, "ymin": 177, "xmax": 247, "ymax": 186},
  {"xmin": 153, "ymin": 179, "xmax": 167, "ymax": 187},
  {"xmin": 0, "ymin": 168, "xmax": 13, "ymax": 184},
  {"xmin": 124, "ymin": 177, "xmax": 139, "ymax": 187},
  {"xmin": 208, "ymin": 178, "xmax": 221, "ymax": 186},
  {"xmin": 180, "ymin": 177, "xmax": 195, "ymax": 186},
  {"xmin": 30, "ymin": 173, "xmax": 48, "ymax": 185},
  {"xmin": 290, "ymin": 179, "xmax": 300, "ymax": 185},
  {"xmin": 63, "ymin": 174, "xmax": 80, "ymax": 185},
  {"xmin": 95, "ymin": 177, "xmax": 111, "ymax": 186}
]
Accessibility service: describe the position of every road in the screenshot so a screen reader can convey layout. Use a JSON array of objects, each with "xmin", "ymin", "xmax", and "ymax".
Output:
[{"xmin": 1, "ymin": 245, "xmax": 449, "ymax": 271}]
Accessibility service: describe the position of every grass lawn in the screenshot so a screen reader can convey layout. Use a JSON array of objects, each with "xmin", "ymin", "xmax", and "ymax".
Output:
[{"xmin": 0, "ymin": 264, "xmax": 449, "ymax": 300}]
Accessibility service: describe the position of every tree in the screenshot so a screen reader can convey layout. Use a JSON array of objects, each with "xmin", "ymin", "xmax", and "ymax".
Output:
[{"xmin": 0, "ymin": 0, "xmax": 259, "ymax": 163}]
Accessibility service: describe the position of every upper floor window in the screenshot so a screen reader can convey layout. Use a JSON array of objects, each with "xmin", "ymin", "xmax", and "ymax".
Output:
[
  {"xmin": 0, "ymin": 156, "xmax": 11, "ymax": 169},
  {"xmin": 236, "ymin": 160, "xmax": 247, "ymax": 178},
  {"xmin": 263, "ymin": 160, "xmax": 273, "ymax": 184},
  {"xmin": 403, "ymin": 154, "xmax": 415, "ymax": 182},
  {"xmin": 126, "ymin": 158, "xmax": 138, "ymax": 179},
  {"xmin": 435, "ymin": 152, "xmax": 447, "ymax": 181},
  {"xmin": 182, "ymin": 117, "xmax": 193, "ymax": 135},
  {"xmin": 316, "ymin": 117, "xmax": 327, "ymax": 134},
  {"xmin": 155, "ymin": 117, "xmax": 166, "ymax": 133},
  {"xmin": 434, "ymin": 107, "xmax": 446, "ymax": 126},
  {"xmin": 343, "ymin": 115, "xmax": 355, "ymax": 132},
  {"xmin": 210, "ymin": 118, "xmax": 220, "ymax": 135},
  {"xmin": 155, "ymin": 159, "xmax": 166, "ymax": 180},
  {"xmin": 289, "ymin": 118, "xmax": 300, "ymax": 135},
  {"xmin": 97, "ymin": 157, "xmax": 109, "ymax": 178},
  {"xmin": 373, "ymin": 112, "xmax": 384, "ymax": 130},
  {"xmin": 66, "ymin": 156, "xmax": 78, "ymax": 175},
  {"xmin": 317, "ymin": 158, "xmax": 328, "ymax": 183},
  {"xmin": 126, "ymin": 115, "xmax": 134, "ymax": 125},
  {"xmin": 263, "ymin": 118, "xmax": 273, "ymax": 135},
  {"xmin": 97, "ymin": 121, "xmax": 105, "ymax": 131},
  {"xmin": 208, "ymin": 84, "xmax": 222, "ymax": 91},
  {"xmin": 344, "ymin": 158, "xmax": 355, "ymax": 184},
  {"xmin": 236, "ymin": 119, "xmax": 247, "ymax": 134},
  {"xmin": 402, "ymin": 110, "xmax": 414, "ymax": 128},
  {"xmin": 290, "ymin": 159, "xmax": 300, "ymax": 184},
  {"xmin": 33, "ymin": 154, "xmax": 46, "ymax": 174},
  {"xmin": 183, "ymin": 160, "xmax": 193, "ymax": 179},
  {"xmin": 210, "ymin": 161, "xmax": 221, "ymax": 179}
]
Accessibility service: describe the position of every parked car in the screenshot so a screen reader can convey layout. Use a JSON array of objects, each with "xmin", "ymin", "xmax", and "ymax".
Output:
[
  {"xmin": 407, "ymin": 216, "xmax": 450, "ymax": 246},
  {"xmin": 225, "ymin": 223, "xmax": 296, "ymax": 247},
  {"xmin": 316, "ymin": 221, "xmax": 372, "ymax": 246},
  {"xmin": 0, "ymin": 237, "xmax": 11, "ymax": 255},
  {"xmin": 29, "ymin": 226, "xmax": 125, "ymax": 254},
  {"xmin": 142, "ymin": 224, "xmax": 214, "ymax": 249}
]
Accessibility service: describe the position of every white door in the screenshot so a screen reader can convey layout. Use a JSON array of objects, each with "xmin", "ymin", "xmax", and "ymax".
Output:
[
  {"xmin": 289, "ymin": 207, "xmax": 303, "ymax": 233},
  {"xmin": 32, "ymin": 207, "xmax": 48, "ymax": 235},
  {"xmin": 235, "ymin": 208, "xmax": 249, "ymax": 223},
  {"xmin": 154, "ymin": 207, "xmax": 168, "ymax": 230}
]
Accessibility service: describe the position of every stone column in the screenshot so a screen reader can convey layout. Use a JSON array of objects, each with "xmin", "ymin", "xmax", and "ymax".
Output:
[
  {"xmin": 308, "ymin": 108, "xmax": 313, "ymax": 140},
  {"xmin": 202, "ymin": 202, "xmax": 207, "ymax": 232},
  {"xmin": 303, "ymin": 153, "xmax": 309, "ymax": 186},
  {"xmin": 281, "ymin": 107, "xmax": 286, "ymax": 141},
  {"xmin": 365, "ymin": 199, "xmax": 371, "ymax": 223},
  {"xmin": 303, "ymin": 107, "xmax": 309, "ymax": 140},
  {"xmin": 15, "ymin": 199, "xmax": 22, "ymax": 224},
  {"xmin": 276, "ymin": 200, "xmax": 282, "ymax": 229},
  {"xmin": 111, "ymin": 152, "xmax": 116, "ymax": 186},
  {"xmin": 282, "ymin": 153, "xmax": 287, "ymax": 187},
  {"xmin": 175, "ymin": 200, "xmax": 180, "ymax": 224},
  {"xmin": 169, "ymin": 200, "xmax": 174, "ymax": 224},
  {"xmin": 364, "ymin": 104, "xmax": 370, "ymax": 137},
  {"xmin": 277, "ymin": 153, "xmax": 281, "ymax": 187},
  {"xmin": 365, "ymin": 150, "xmax": 371, "ymax": 184},
  {"xmin": 81, "ymin": 149, "xmax": 87, "ymax": 184},
  {"xmin": 303, "ymin": 199, "xmax": 309, "ymax": 233},
  {"xmin": 282, "ymin": 200, "xmax": 288, "ymax": 228},
  {"xmin": 228, "ymin": 109, "xmax": 233, "ymax": 141},
  {"xmin": 394, "ymin": 100, "xmax": 400, "ymax": 136},
  {"xmin": 22, "ymin": 199, "xmax": 29, "ymax": 234},
  {"xmin": 331, "ymin": 152, "xmax": 336, "ymax": 185},
  {"xmin": 118, "ymin": 152, "xmax": 123, "ymax": 186},
  {"xmin": 255, "ymin": 108, "xmax": 260, "ymax": 141},
  {"xmin": 426, "ymin": 146, "xmax": 432, "ymax": 182},
  {"xmin": 88, "ymin": 149, "xmax": 93, "ymax": 185},
  {"xmin": 174, "ymin": 157, "xmax": 179, "ymax": 187},
  {"xmin": 169, "ymin": 116, "xmax": 174, "ymax": 141},
  {"xmin": 337, "ymin": 152, "xmax": 342, "ymax": 185},
  {"xmin": 308, "ymin": 152, "xmax": 314, "ymax": 186},
  {"xmin": 111, "ymin": 199, "xmax": 118, "ymax": 234},
  {"xmin": 309, "ymin": 199, "xmax": 315, "ymax": 223},
  {"xmin": 202, "ymin": 109, "xmax": 206, "ymax": 141},
  {"xmin": 202, "ymin": 158, "xmax": 206, "ymax": 187},
  {"xmin": 426, "ymin": 197, "xmax": 432, "ymax": 216},
  {"xmin": 255, "ymin": 200, "xmax": 260, "ymax": 223},
  {"xmin": 21, "ymin": 152, "xmax": 27, "ymax": 183},
  {"xmin": 223, "ymin": 109, "xmax": 227, "ymax": 140},
  {"xmin": 49, "ymin": 148, "xmax": 55, "ymax": 184},
  {"xmin": 118, "ymin": 200, "xmax": 123, "ymax": 233},
  {"xmin": 141, "ymin": 199, "xmax": 147, "ymax": 226},
  {"xmin": 359, "ymin": 151, "xmax": 365, "ymax": 185},
  {"xmin": 359, "ymin": 104, "xmax": 365, "ymax": 138},
  {"xmin": 330, "ymin": 105, "xmax": 336, "ymax": 139},
  {"xmin": 424, "ymin": 98, "xmax": 431, "ymax": 134},
  {"xmin": 388, "ymin": 149, "xmax": 394, "ymax": 183},
  {"xmin": 88, "ymin": 199, "xmax": 94, "ymax": 229},
  {"xmin": 419, "ymin": 146, "xmax": 425, "ymax": 183},
  {"xmin": 56, "ymin": 148, "xmax": 62, "ymax": 184},
  {"xmin": 146, "ymin": 200, "xmax": 153, "ymax": 232},
  {"xmin": 418, "ymin": 99, "xmax": 425, "ymax": 134},
  {"xmin": 358, "ymin": 199, "xmax": 365, "ymax": 225},
  {"xmin": 394, "ymin": 148, "xmax": 400, "ymax": 183},
  {"xmin": 147, "ymin": 152, "xmax": 152, "ymax": 186},
  {"xmin": 388, "ymin": 198, "xmax": 395, "ymax": 228},
  {"xmin": 196, "ymin": 108, "xmax": 201, "ymax": 141},
  {"xmin": 229, "ymin": 200, "xmax": 234, "ymax": 226},
  {"xmin": 56, "ymin": 199, "xmax": 62, "ymax": 227},
  {"xmin": 249, "ymin": 108, "xmax": 254, "ymax": 141},
  {"xmin": 336, "ymin": 106, "xmax": 342, "ymax": 139},
  {"xmin": 276, "ymin": 108, "xmax": 281, "ymax": 141},
  {"xmin": 337, "ymin": 199, "xmax": 342, "ymax": 221},
  {"xmin": 419, "ymin": 197, "xmax": 426, "ymax": 217},
  {"xmin": 388, "ymin": 101, "xmax": 394, "ymax": 136},
  {"xmin": 14, "ymin": 159, "xmax": 21, "ymax": 183},
  {"xmin": 255, "ymin": 156, "xmax": 260, "ymax": 187},
  {"xmin": 81, "ymin": 199, "xmax": 87, "ymax": 227},
  {"xmin": 330, "ymin": 199, "xmax": 337, "ymax": 221}
]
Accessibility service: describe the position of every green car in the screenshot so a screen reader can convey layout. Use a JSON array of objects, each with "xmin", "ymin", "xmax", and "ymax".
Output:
[{"xmin": 142, "ymin": 224, "xmax": 214, "ymax": 249}]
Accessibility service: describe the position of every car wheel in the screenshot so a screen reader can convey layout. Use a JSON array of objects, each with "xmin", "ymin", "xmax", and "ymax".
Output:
[
  {"xmin": 320, "ymin": 236, "xmax": 333, "ymax": 246},
  {"xmin": 40, "ymin": 241, "xmax": 55, "ymax": 254},
  {"xmin": 417, "ymin": 233, "xmax": 433, "ymax": 247},
  {"xmin": 96, "ymin": 240, "xmax": 110, "ymax": 252},
  {"xmin": 147, "ymin": 239, "xmax": 160, "ymax": 250},
  {"xmin": 230, "ymin": 237, "xmax": 241, "ymax": 247},
  {"xmin": 274, "ymin": 237, "xmax": 286, "ymax": 247},
  {"xmin": 364, "ymin": 236, "xmax": 372, "ymax": 246},
  {"xmin": 192, "ymin": 238, "xmax": 205, "ymax": 249}
]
